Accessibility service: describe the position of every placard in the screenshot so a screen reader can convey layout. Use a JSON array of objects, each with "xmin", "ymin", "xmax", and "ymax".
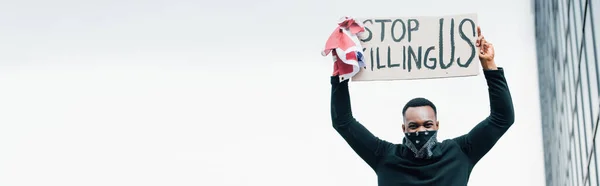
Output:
[{"xmin": 352, "ymin": 13, "xmax": 480, "ymax": 81}]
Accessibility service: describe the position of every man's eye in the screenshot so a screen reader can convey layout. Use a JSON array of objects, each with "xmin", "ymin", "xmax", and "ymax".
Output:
[
  {"xmin": 425, "ymin": 124, "xmax": 433, "ymax": 128},
  {"xmin": 409, "ymin": 125, "xmax": 417, "ymax": 129}
]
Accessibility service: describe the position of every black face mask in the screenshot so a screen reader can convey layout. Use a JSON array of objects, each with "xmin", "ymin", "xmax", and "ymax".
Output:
[{"xmin": 404, "ymin": 130, "xmax": 438, "ymax": 159}]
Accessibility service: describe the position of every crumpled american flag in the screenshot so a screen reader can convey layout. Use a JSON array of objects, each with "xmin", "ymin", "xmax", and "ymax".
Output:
[{"xmin": 321, "ymin": 16, "xmax": 367, "ymax": 81}]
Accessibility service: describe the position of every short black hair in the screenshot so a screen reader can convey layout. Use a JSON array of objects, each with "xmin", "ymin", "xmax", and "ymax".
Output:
[{"xmin": 402, "ymin": 97, "xmax": 437, "ymax": 117}]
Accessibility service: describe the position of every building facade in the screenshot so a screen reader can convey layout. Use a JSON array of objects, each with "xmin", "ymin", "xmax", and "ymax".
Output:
[{"xmin": 534, "ymin": 0, "xmax": 600, "ymax": 185}]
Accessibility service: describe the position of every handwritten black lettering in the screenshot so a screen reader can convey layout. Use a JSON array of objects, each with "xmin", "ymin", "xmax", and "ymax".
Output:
[
  {"xmin": 376, "ymin": 47, "xmax": 385, "ymax": 69},
  {"xmin": 361, "ymin": 19, "xmax": 374, "ymax": 42},
  {"xmin": 374, "ymin": 19, "xmax": 392, "ymax": 42},
  {"xmin": 438, "ymin": 18, "xmax": 454, "ymax": 69},
  {"xmin": 360, "ymin": 17, "xmax": 474, "ymax": 73},
  {"xmin": 424, "ymin": 46, "xmax": 437, "ymax": 69},
  {"xmin": 458, "ymin": 18, "xmax": 476, "ymax": 67},
  {"xmin": 407, "ymin": 46, "xmax": 422, "ymax": 72},
  {"xmin": 387, "ymin": 46, "xmax": 401, "ymax": 68},
  {"xmin": 403, "ymin": 46, "xmax": 407, "ymax": 70},
  {"xmin": 370, "ymin": 48, "xmax": 374, "ymax": 71},
  {"xmin": 391, "ymin": 19, "xmax": 406, "ymax": 42},
  {"xmin": 408, "ymin": 19, "xmax": 420, "ymax": 42}
]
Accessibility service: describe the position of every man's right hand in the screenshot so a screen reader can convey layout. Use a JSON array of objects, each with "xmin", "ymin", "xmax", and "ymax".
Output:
[{"xmin": 476, "ymin": 26, "xmax": 497, "ymax": 70}]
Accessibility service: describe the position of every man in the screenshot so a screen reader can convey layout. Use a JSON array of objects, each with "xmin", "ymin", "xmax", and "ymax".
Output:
[{"xmin": 329, "ymin": 27, "xmax": 514, "ymax": 185}]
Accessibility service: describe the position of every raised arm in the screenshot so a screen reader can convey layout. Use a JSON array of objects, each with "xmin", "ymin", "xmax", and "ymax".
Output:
[
  {"xmin": 453, "ymin": 27, "xmax": 515, "ymax": 164},
  {"xmin": 453, "ymin": 68, "xmax": 515, "ymax": 163},
  {"xmin": 330, "ymin": 76, "xmax": 392, "ymax": 170}
]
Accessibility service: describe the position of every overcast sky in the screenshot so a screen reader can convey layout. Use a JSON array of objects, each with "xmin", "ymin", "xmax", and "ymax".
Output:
[{"xmin": 0, "ymin": 0, "xmax": 545, "ymax": 185}]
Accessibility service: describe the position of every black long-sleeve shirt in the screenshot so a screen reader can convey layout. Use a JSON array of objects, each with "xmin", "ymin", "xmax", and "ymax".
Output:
[{"xmin": 330, "ymin": 68, "xmax": 515, "ymax": 186}]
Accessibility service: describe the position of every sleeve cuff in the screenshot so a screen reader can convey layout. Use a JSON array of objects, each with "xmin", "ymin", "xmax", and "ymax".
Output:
[
  {"xmin": 330, "ymin": 76, "xmax": 350, "ymax": 85},
  {"xmin": 482, "ymin": 67, "xmax": 506, "ymax": 80},
  {"xmin": 483, "ymin": 67, "xmax": 504, "ymax": 74},
  {"xmin": 330, "ymin": 76, "xmax": 339, "ymax": 84}
]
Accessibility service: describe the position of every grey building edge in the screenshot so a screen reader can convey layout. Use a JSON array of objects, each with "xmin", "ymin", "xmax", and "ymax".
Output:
[{"xmin": 534, "ymin": 0, "xmax": 600, "ymax": 185}]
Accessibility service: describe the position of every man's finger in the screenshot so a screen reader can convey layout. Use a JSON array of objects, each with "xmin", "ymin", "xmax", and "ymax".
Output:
[
  {"xmin": 477, "ymin": 26, "xmax": 481, "ymax": 36},
  {"xmin": 480, "ymin": 41, "xmax": 489, "ymax": 55},
  {"xmin": 480, "ymin": 37, "xmax": 487, "ymax": 47}
]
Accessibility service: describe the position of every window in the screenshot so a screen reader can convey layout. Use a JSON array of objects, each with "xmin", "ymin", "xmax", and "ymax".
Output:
[
  {"xmin": 559, "ymin": 0, "xmax": 569, "ymax": 31},
  {"xmin": 576, "ymin": 106, "xmax": 586, "ymax": 185},
  {"xmin": 587, "ymin": 151, "xmax": 598, "ymax": 186},
  {"xmin": 579, "ymin": 43, "xmax": 595, "ymax": 154},
  {"xmin": 566, "ymin": 36, "xmax": 576, "ymax": 117},
  {"xmin": 573, "ymin": 141, "xmax": 580, "ymax": 186},
  {"xmin": 557, "ymin": 0, "xmax": 567, "ymax": 71},
  {"xmin": 593, "ymin": 126, "xmax": 600, "ymax": 186},
  {"xmin": 583, "ymin": 4, "xmax": 600, "ymax": 131},
  {"xmin": 570, "ymin": 5, "xmax": 582, "ymax": 92},
  {"xmin": 572, "ymin": 0, "xmax": 583, "ymax": 55},
  {"xmin": 534, "ymin": 0, "xmax": 600, "ymax": 184},
  {"xmin": 568, "ymin": 143, "xmax": 579, "ymax": 185},
  {"xmin": 566, "ymin": 32, "xmax": 585, "ymax": 185},
  {"xmin": 592, "ymin": 0, "xmax": 600, "ymax": 72},
  {"xmin": 578, "ymin": 88, "xmax": 590, "ymax": 183}
]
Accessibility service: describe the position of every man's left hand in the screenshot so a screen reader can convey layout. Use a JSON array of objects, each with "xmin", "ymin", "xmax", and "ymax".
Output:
[{"xmin": 476, "ymin": 26, "xmax": 497, "ymax": 70}]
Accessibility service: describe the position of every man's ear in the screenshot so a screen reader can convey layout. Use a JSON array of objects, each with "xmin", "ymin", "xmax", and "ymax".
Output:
[
  {"xmin": 402, "ymin": 124, "xmax": 406, "ymax": 132},
  {"xmin": 436, "ymin": 121, "xmax": 440, "ymax": 129}
]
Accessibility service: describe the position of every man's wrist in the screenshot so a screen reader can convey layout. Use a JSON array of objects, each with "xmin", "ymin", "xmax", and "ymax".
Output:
[{"xmin": 482, "ymin": 61, "xmax": 498, "ymax": 70}]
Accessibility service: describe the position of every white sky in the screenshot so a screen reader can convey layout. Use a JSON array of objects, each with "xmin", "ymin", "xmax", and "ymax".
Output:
[{"xmin": 0, "ymin": 0, "xmax": 545, "ymax": 185}]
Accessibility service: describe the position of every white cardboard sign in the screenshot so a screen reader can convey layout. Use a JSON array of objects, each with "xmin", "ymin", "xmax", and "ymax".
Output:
[{"xmin": 352, "ymin": 13, "xmax": 480, "ymax": 81}]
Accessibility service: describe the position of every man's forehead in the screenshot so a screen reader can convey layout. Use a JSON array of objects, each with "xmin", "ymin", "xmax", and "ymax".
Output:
[
  {"xmin": 404, "ymin": 106, "xmax": 436, "ymax": 121},
  {"xmin": 404, "ymin": 106, "xmax": 435, "ymax": 114}
]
